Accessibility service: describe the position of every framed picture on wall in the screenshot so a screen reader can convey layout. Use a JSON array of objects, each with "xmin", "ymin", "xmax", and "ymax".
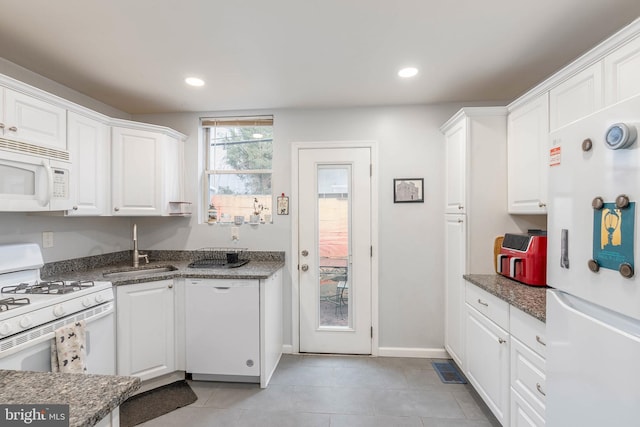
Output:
[{"xmin": 393, "ymin": 178, "xmax": 424, "ymax": 203}]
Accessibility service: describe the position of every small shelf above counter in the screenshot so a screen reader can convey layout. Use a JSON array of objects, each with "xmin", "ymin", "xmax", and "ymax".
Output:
[{"xmin": 464, "ymin": 274, "xmax": 547, "ymax": 322}]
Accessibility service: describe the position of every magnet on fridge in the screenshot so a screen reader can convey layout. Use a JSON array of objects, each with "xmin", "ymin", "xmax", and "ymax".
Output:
[{"xmin": 277, "ymin": 193, "xmax": 289, "ymax": 215}]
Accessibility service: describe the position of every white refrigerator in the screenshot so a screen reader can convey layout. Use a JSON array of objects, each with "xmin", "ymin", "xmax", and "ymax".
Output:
[{"xmin": 546, "ymin": 94, "xmax": 640, "ymax": 426}]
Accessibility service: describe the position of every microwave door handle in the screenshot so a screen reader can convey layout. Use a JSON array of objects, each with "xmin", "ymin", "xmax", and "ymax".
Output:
[{"xmin": 41, "ymin": 160, "xmax": 53, "ymax": 207}]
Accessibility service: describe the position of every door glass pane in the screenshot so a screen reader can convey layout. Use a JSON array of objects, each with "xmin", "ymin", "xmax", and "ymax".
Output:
[{"xmin": 318, "ymin": 166, "xmax": 350, "ymax": 328}]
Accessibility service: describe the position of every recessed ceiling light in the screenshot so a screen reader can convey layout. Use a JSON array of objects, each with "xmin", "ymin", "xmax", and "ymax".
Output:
[
  {"xmin": 398, "ymin": 67, "xmax": 419, "ymax": 78},
  {"xmin": 185, "ymin": 77, "xmax": 205, "ymax": 87}
]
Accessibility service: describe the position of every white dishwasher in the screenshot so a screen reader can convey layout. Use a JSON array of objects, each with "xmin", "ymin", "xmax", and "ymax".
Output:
[{"xmin": 185, "ymin": 278, "xmax": 260, "ymax": 381}]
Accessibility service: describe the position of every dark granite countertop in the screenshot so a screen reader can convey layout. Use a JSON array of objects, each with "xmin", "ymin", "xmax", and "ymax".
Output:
[
  {"xmin": 0, "ymin": 370, "xmax": 140, "ymax": 427},
  {"xmin": 463, "ymin": 274, "xmax": 547, "ymax": 323},
  {"xmin": 41, "ymin": 250, "xmax": 285, "ymax": 286}
]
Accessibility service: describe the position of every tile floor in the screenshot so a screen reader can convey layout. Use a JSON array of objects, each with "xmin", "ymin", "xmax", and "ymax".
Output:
[{"xmin": 140, "ymin": 354, "xmax": 500, "ymax": 427}]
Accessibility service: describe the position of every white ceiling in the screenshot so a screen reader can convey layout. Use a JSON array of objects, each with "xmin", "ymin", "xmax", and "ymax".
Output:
[{"xmin": 0, "ymin": 1, "xmax": 639, "ymax": 114}]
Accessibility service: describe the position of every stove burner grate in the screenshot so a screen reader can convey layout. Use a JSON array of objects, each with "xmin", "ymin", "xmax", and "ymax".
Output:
[
  {"xmin": 0, "ymin": 297, "xmax": 30, "ymax": 312},
  {"xmin": 1, "ymin": 280, "xmax": 95, "ymax": 295}
]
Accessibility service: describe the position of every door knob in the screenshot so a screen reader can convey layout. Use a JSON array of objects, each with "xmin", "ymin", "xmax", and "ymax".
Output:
[{"xmin": 301, "ymin": 264, "xmax": 309, "ymax": 272}]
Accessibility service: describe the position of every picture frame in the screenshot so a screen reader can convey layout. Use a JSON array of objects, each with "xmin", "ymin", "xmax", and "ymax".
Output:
[{"xmin": 393, "ymin": 178, "xmax": 424, "ymax": 203}]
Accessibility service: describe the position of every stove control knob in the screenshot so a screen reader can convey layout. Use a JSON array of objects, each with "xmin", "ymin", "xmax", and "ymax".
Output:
[
  {"xmin": 82, "ymin": 297, "xmax": 92, "ymax": 307},
  {"xmin": 53, "ymin": 305, "xmax": 66, "ymax": 317},
  {"xmin": 0, "ymin": 323, "xmax": 13, "ymax": 336},
  {"xmin": 95, "ymin": 293, "xmax": 105, "ymax": 303},
  {"xmin": 19, "ymin": 315, "xmax": 32, "ymax": 329}
]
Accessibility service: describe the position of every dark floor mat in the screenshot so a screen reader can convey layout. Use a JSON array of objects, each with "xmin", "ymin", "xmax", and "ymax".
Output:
[
  {"xmin": 432, "ymin": 361, "xmax": 467, "ymax": 384},
  {"xmin": 119, "ymin": 380, "xmax": 197, "ymax": 427}
]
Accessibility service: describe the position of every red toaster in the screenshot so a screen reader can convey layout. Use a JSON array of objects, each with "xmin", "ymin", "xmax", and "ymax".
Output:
[{"xmin": 497, "ymin": 232, "xmax": 547, "ymax": 286}]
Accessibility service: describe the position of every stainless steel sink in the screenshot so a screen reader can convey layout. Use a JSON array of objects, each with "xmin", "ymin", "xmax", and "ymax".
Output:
[{"xmin": 103, "ymin": 265, "xmax": 178, "ymax": 278}]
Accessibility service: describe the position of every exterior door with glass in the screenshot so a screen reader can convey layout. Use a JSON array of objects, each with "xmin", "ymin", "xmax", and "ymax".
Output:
[{"xmin": 298, "ymin": 147, "xmax": 372, "ymax": 354}]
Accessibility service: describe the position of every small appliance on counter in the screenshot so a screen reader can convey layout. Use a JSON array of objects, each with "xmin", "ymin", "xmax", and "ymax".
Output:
[{"xmin": 496, "ymin": 230, "xmax": 547, "ymax": 286}]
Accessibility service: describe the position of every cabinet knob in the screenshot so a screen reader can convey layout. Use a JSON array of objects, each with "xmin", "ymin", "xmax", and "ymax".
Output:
[
  {"xmin": 538, "ymin": 201, "xmax": 546, "ymax": 208},
  {"xmin": 498, "ymin": 337, "xmax": 506, "ymax": 344},
  {"xmin": 458, "ymin": 204, "xmax": 464, "ymax": 210},
  {"xmin": 72, "ymin": 206, "xmax": 78, "ymax": 211},
  {"xmin": 0, "ymin": 123, "xmax": 4, "ymax": 129},
  {"xmin": 114, "ymin": 207, "xmax": 120, "ymax": 212},
  {"xmin": 168, "ymin": 283, "xmax": 173, "ymax": 289},
  {"xmin": 8, "ymin": 126, "xmax": 17, "ymax": 132}
]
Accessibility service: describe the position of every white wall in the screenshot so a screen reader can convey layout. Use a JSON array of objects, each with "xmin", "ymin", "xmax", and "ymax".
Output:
[{"xmin": 134, "ymin": 104, "xmax": 470, "ymax": 352}]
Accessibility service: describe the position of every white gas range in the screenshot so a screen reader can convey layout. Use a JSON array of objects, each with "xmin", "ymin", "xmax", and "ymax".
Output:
[{"xmin": 0, "ymin": 243, "xmax": 115, "ymax": 374}]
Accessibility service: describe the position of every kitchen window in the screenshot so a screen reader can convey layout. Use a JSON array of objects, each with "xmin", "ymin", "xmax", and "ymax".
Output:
[{"xmin": 202, "ymin": 116, "xmax": 273, "ymax": 224}]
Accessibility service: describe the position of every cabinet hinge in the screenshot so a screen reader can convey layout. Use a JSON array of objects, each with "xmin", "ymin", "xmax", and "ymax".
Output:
[
  {"xmin": 371, "ymin": 326, "xmax": 373, "ymax": 338},
  {"xmin": 370, "ymin": 246, "xmax": 373, "ymax": 257},
  {"xmin": 370, "ymin": 164, "xmax": 372, "ymax": 177}
]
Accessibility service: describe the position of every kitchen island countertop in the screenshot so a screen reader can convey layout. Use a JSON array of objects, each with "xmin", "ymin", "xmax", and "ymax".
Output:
[
  {"xmin": 0, "ymin": 370, "xmax": 140, "ymax": 427},
  {"xmin": 464, "ymin": 274, "xmax": 547, "ymax": 322}
]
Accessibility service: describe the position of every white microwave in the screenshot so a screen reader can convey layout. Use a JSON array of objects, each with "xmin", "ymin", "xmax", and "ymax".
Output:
[{"xmin": 0, "ymin": 139, "xmax": 73, "ymax": 212}]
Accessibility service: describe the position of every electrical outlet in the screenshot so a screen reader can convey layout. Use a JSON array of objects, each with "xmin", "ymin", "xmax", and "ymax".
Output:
[
  {"xmin": 231, "ymin": 226, "xmax": 240, "ymax": 241},
  {"xmin": 42, "ymin": 231, "xmax": 54, "ymax": 248}
]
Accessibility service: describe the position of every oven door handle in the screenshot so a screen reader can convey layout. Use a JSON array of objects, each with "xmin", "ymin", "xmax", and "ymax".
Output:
[{"xmin": 40, "ymin": 160, "xmax": 53, "ymax": 208}]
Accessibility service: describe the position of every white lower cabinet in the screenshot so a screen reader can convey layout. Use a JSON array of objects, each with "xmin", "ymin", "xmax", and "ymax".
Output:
[
  {"xmin": 510, "ymin": 307, "xmax": 546, "ymax": 426},
  {"xmin": 465, "ymin": 300, "xmax": 510, "ymax": 425},
  {"xmin": 116, "ymin": 280, "xmax": 175, "ymax": 381},
  {"xmin": 463, "ymin": 280, "xmax": 547, "ymax": 427}
]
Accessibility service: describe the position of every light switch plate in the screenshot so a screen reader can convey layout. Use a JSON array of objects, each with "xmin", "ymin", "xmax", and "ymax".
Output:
[{"xmin": 42, "ymin": 231, "xmax": 54, "ymax": 248}]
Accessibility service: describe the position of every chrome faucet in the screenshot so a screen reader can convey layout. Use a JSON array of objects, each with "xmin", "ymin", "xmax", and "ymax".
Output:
[{"xmin": 132, "ymin": 223, "xmax": 149, "ymax": 267}]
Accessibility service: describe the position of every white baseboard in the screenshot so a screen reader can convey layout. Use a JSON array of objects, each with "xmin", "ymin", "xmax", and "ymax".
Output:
[
  {"xmin": 282, "ymin": 344, "xmax": 294, "ymax": 354},
  {"xmin": 377, "ymin": 347, "xmax": 450, "ymax": 359}
]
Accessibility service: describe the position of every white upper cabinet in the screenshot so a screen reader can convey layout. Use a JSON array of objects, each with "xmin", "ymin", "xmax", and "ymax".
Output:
[
  {"xmin": 507, "ymin": 93, "xmax": 549, "ymax": 214},
  {"xmin": 444, "ymin": 118, "xmax": 467, "ymax": 214},
  {"xmin": 1, "ymin": 88, "xmax": 67, "ymax": 150},
  {"xmin": 111, "ymin": 125, "xmax": 185, "ymax": 216},
  {"xmin": 549, "ymin": 62, "xmax": 604, "ymax": 132},
  {"xmin": 604, "ymin": 35, "xmax": 640, "ymax": 105},
  {"xmin": 66, "ymin": 112, "xmax": 110, "ymax": 216}
]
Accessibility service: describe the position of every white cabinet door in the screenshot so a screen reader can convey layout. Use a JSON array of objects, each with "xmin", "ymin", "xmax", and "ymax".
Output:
[
  {"xmin": 444, "ymin": 214, "xmax": 466, "ymax": 369},
  {"xmin": 549, "ymin": 62, "xmax": 604, "ymax": 131},
  {"xmin": 111, "ymin": 126, "xmax": 163, "ymax": 216},
  {"xmin": 67, "ymin": 112, "xmax": 109, "ymax": 216},
  {"xmin": 604, "ymin": 35, "xmax": 640, "ymax": 105},
  {"xmin": 466, "ymin": 303, "xmax": 510, "ymax": 425},
  {"xmin": 3, "ymin": 88, "xmax": 67, "ymax": 150},
  {"xmin": 116, "ymin": 280, "xmax": 175, "ymax": 381},
  {"xmin": 507, "ymin": 93, "xmax": 549, "ymax": 214},
  {"xmin": 444, "ymin": 117, "xmax": 466, "ymax": 214},
  {"xmin": 261, "ymin": 269, "xmax": 283, "ymax": 388}
]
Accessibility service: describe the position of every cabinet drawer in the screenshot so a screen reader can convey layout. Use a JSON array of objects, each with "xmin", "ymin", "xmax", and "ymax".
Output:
[
  {"xmin": 511, "ymin": 336, "xmax": 546, "ymax": 416},
  {"xmin": 511, "ymin": 387, "xmax": 545, "ymax": 427},
  {"xmin": 510, "ymin": 306, "xmax": 547, "ymax": 358},
  {"xmin": 465, "ymin": 282, "xmax": 509, "ymax": 330}
]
